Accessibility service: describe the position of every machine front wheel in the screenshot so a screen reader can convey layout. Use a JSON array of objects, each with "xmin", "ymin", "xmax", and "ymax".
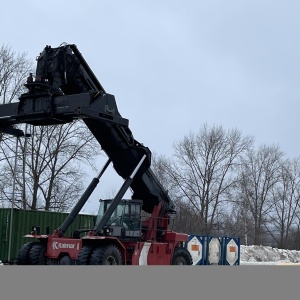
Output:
[
  {"xmin": 172, "ymin": 247, "xmax": 193, "ymax": 265},
  {"xmin": 90, "ymin": 244, "xmax": 123, "ymax": 265}
]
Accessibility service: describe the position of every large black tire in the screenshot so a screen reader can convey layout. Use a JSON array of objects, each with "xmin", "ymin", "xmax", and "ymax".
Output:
[
  {"xmin": 76, "ymin": 245, "xmax": 94, "ymax": 265},
  {"xmin": 172, "ymin": 248, "xmax": 193, "ymax": 265},
  {"xmin": 27, "ymin": 243, "xmax": 47, "ymax": 265},
  {"xmin": 17, "ymin": 241, "xmax": 39, "ymax": 265},
  {"xmin": 90, "ymin": 245, "xmax": 123, "ymax": 265}
]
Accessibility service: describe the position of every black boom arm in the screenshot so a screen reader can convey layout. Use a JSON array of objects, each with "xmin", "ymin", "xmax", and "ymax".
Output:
[{"xmin": 0, "ymin": 43, "xmax": 174, "ymax": 214}]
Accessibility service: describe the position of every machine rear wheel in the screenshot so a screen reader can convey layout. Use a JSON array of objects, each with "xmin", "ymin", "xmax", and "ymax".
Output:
[
  {"xmin": 90, "ymin": 245, "xmax": 122, "ymax": 265},
  {"xmin": 76, "ymin": 245, "xmax": 94, "ymax": 265},
  {"xmin": 17, "ymin": 241, "xmax": 39, "ymax": 265},
  {"xmin": 172, "ymin": 248, "xmax": 193, "ymax": 265},
  {"xmin": 27, "ymin": 243, "xmax": 47, "ymax": 265}
]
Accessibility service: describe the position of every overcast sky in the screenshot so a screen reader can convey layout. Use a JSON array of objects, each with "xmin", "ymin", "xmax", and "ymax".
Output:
[{"xmin": 2, "ymin": 1, "xmax": 300, "ymax": 213}]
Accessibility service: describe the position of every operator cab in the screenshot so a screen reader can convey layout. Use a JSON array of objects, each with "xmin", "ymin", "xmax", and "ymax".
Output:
[{"xmin": 95, "ymin": 199, "xmax": 143, "ymax": 239}]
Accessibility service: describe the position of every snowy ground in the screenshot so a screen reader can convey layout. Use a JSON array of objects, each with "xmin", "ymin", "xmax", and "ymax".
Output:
[{"xmin": 240, "ymin": 245, "xmax": 300, "ymax": 265}]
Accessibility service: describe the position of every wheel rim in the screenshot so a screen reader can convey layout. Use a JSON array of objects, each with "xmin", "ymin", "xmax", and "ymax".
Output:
[{"xmin": 105, "ymin": 255, "xmax": 117, "ymax": 265}]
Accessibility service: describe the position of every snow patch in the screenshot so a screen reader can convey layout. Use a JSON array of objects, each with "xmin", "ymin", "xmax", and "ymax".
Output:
[{"xmin": 240, "ymin": 245, "xmax": 300, "ymax": 264}]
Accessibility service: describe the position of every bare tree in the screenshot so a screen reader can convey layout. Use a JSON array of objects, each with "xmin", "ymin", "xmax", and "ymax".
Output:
[
  {"xmin": 0, "ymin": 44, "xmax": 33, "ymax": 104},
  {"xmin": 267, "ymin": 157, "xmax": 300, "ymax": 249},
  {"xmin": 156, "ymin": 123, "xmax": 253, "ymax": 234},
  {"xmin": 0, "ymin": 44, "xmax": 105, "ymax": 212},
  {"xmin": 237, "ymin": 144, "xmax": 284, "ymax": 245},
  {"xmin": 0, "ymin": 121, "xmax": 102, "ymax": 211},
  {"xmin": 289, "ymin": 221, "xmax": 300, "ymax": 250},
  {"xmin": 0, "ymin": 44, "xmax": 33, "ymax": 195},
  {"xmin": 222, "ymin": 192, "xmax": 256, "ymax": 244},
  {"xmin": 151, "ymin": 153, "xmax": 200, "ymax": 233},
  {"xmin": 0, "ymin": 44, "xmax": 33, "ymax": 146}
]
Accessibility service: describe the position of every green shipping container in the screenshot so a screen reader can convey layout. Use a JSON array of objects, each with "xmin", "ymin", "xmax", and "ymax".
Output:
[{"xmin": 0, "ymin": 208, "xmax": 96, "ymax": 264}]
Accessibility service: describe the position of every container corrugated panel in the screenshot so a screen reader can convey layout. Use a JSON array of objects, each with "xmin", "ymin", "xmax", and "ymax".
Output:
[
  {"xmin": 0, "ymin": 208, "xmax": 95, "ymax": 263},
  {"xmin": 0, "ymin": 209, "xmax": 10, "ymax": 263}
]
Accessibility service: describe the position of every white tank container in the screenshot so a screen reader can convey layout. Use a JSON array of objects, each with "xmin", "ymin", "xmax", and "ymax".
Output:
[
  {"xmin": 225, "ymin": 238, "xmax": 239, "ymax": 265},
  {"xmin": 208, "ymin": 237, "xmax": 221, "ymax": 264},
  {"xmin": 186, "ymin": 235, "xmax": 203, "ymax": 265}
]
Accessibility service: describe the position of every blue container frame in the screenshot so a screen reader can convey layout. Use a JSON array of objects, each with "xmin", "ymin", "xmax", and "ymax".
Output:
[
  {"xmin": 186, "ymin": 234, "xmax": 240, "ymax": 265},
  {"xmin": 222, "ymin": 236, "xmax": 240, "ymax": 265},
  {"xmin": 185, "ymin": 234, "xmax": 205, "ymax": 265}
]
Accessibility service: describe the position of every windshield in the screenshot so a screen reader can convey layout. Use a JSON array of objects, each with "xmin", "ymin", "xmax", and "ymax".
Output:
[{"xmin": 95, "ymin": 200, "xmax": 129, "ymax": 227}]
